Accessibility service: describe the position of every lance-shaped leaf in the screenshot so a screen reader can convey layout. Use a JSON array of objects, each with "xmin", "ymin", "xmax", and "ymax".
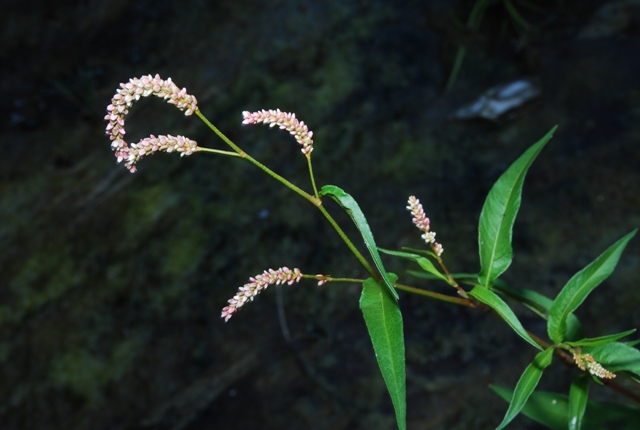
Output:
[
  {"xmin": 400, "ymin": 247, "xmax": 439, "ymax": 259},
  {"xmin": 568, "ymin": 375, "xmax": 589, "ymax": 430},
  {"xmin": 491, "ymin": 386, "xmax": 640, "ymax": 430},
  {"xmin": 547, "ymin": 229, "xmax": 637, "ymax": 344},
  {"xmin": 320, "ymin": 185, "xmax": 398, "ymax": 300},
  {"xmin": 566, "ymin": 329, "xmax": 636, "ymax": 348},
  {"xmin": 478, "ymin": 127, "xmax": 556, "ymax": 288},
  {"xmin": 407, "ymin": 271, "xmax": 478, "ymax": 285},
  {"xmin": 496, "ymin": 348, "xmax": 554, "ymax": 430},
  {"xmin": 469, "ymin": 285, "xmax": 542, "ymax": 350},
  {"xmin": 378, "ymin": 248, "xmax": 449, "ymax": 283},
  {"xmin": 360, "ymin": 276, "xmax": 406, "ymax": 430}
]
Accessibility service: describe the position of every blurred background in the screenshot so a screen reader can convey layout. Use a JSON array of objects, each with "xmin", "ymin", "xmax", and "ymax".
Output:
[{"xmin": 1, "ymin": 0, "xmax": 639, "ymax": 428}]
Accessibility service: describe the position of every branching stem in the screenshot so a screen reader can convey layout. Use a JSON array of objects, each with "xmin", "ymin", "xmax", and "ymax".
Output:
[{"xmin": 196, "ymin": 109, "xmax": 377, "ymax": 281}]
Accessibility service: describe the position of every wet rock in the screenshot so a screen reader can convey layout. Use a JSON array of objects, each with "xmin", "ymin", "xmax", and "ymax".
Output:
[{"xmin": 453, "ymin": 79, "xmax": 541, "ymax": 121}]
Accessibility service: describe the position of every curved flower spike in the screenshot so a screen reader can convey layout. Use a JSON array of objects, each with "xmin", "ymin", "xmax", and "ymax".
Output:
[
  {"xmin": 221, "ymin": 267, "xmax": 303, "ymax": 322},
  {"xmin": 242, "ymin": 109, "xmax": 314, "ymax": 155},
  {"xmin": 105, "ymin": 74, "xmax": 199, "ymax": 172}
]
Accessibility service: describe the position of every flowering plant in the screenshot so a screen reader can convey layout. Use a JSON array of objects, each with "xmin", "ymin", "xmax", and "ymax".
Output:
[{"xmin": 105, "ymin": 74, "xmax": 640, "ymax": 429}]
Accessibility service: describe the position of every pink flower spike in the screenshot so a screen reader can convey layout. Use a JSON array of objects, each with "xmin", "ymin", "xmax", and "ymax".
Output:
[
  {"xmin": 114, "ymin": 134, "xmax": 198, "ymax": 172},
  {"xmin": 221, "ymin": 267, "xmax": 303, "ymax": 322},
  {"xmin": 407, "ymin": 195, "xmax": 443, "ymax": 255},
  {"xmin": 105, "ymin": 74, "xmax": 199, "ymax": 172},
  {"xmin": 242, "ymin": 109, "xmax": 314, "ymax": 155}
]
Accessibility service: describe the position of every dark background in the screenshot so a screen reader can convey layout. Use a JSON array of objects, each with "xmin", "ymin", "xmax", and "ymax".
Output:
[{"xmin": 1, "ymin": 0, "xmax": 639, "ymax": 429}]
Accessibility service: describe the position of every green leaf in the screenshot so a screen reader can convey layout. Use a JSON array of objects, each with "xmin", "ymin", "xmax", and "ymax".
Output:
[
  {"xmin": 320, "ymin": 185, "xmax": 398, "ymax": 300},
  {"xmin": 566, "ymin": 329, "xmax": 636, "ymax": 348},
  {"xmin": 406, "ymin": 271, "xmax": 478, "ymax": 285},
  {"xmin": 378, "ymin": 248, "xmax": 449, "ymax": 283},
  {"xmin": 445, "ymin": 272, "xmax": 479, "ymax": 280},
  {"xmin": 626, "ymin": 373, "xmax": 640, "ymax": 386},
  {"xmin": 492, "ymin": 282, "xmax": 584, "ymax": 341},
  {"xmin": 495, "ymin": 348, "xmax": 554, "ymax": 430},
  {"xmin": 360, "ymin": 275, "xmax": 406, "ymax": 430},
  {"xmin": 569, "ymin": 375, "xmax": 589, "ymax": 430},
  {"xmin": 492, "ymin": 281, "xmax": 553, "ymax": 318},
  {"xmin": 547, "ymin": 229, "xmax": 637, "ymax": 344},
  {"xmin": 588, "ymin": 342, "xmax": 640, "ymax": 377},
  {"xmin": 469, "ymin": 285, "xmax": 542, "ymax": 350},
  {"xmin": 491, "ymin": 386, "xmax": 640, "ymax": 430},
  {"xmin": 478, "ymin": 127, "xmax": 556, "ymax": 288},
  {"xmin": 400, "ymin": 247, "xmax": 438, "ymax": 259},
  {"xmin": 406, "ymin": 270, "xmax": 440, "ymax": 280},
  {"xmin": 492, "ymin": 385, "xmax": 566, "ymax": 430}
]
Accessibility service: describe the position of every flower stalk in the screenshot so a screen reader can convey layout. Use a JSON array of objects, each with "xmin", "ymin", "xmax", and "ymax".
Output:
[
  {"xmin": 195, "ymin": 109, "xmax": 320, "ymax": 206},
  {"xmin": 196, "ymin": 108, "xmax": 378, "ymax": 281}
]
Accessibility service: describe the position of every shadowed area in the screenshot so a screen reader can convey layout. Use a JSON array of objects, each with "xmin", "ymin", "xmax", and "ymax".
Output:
[{"xmin": 1, "ymin": 1, "xmax": 639, "ymax": 429}]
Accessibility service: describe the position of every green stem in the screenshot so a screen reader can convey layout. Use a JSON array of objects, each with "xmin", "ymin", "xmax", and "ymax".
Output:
[
  {"xmin": 303, "ymin": 275, "xmax": 364, "ymax": 284},
  {"xmin": 503, "ymin": 0, "xmax": 530, "ymax": 29},
  {"xmin": 433, "ymin": 251, "xmax": 468, "ymax": 299},
  {"xmin": 306, "ymin": 154, "xmax": 319, "ymax": 199},
  {"xmin": 196, "ymin": 109, "xmax": 375, "ymax": 278},
  {"xmin": 468, "ymin": 0, "xmax": 491, "ymax": 28},
  {"xmin": 444, "ymin": 46, "xmax": 467, "ymax": 94},
  {"xmin": 444, "ymin": 0, "xmax": 491, "ymax": 94},
  {"xmin": 316, "ymin": 205, "xmax": 378, "ymax": 279},
  {"xmin": 196, "ymin": 147, "xmax": 242, "ymax": 157},
  {"xmin": 395, "ymin": 283, "xmax": 475, "ymax": 307},
  {"xmin": 305, "ymin": 273, "xmax": 474, "ymax": 307},
  {"xmin": 196, "ymin": 109, "xmax": 320, "ymax": 206}
]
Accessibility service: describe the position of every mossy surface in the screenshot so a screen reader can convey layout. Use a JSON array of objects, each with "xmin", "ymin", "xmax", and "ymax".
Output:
[{"xmin": 1, "ymin": 0, "xmax": 639, "ymax": 429}]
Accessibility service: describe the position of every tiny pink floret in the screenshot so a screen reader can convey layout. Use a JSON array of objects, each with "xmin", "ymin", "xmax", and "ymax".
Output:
[{"xmin": 315, "ymin": 274, "xmax": 329, "ymax": 286}]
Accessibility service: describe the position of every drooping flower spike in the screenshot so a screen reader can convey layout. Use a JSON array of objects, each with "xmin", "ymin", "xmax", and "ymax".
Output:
[
  {"xmin": 407, "ymin": 195, "xmax": 444, "ymax": 256},
  {"xmin": 242, "ymin": 109, "xmax": 314, "ymax": 155},
  {"xmin": 221, "ymin": 267, "xmax": 303, "ymax": 322},
  {"xmin": 105, "ymin": 74, "xmax": 199, "ymax": 172},
  {"xmin": 573, "ymin": 352, "xmax": 616, "ymax": 379}
]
